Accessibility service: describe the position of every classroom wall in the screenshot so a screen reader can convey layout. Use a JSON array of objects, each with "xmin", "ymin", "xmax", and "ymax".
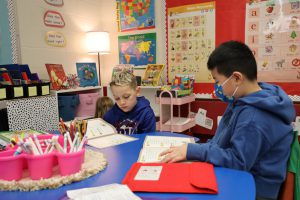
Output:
[
  {"xmin": 0, "ymin": 0, "xmax": 12, "ymax": 64},
  {"xmin": 2, "ymin": 0, "xmax": 166, "ymax": 86},
  {"xmin": 14, "ymin": 0, "xmax": 105, "ymax": 80}
]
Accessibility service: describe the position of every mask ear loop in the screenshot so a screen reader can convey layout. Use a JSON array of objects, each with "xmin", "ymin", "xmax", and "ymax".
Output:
[
  {"xmin": 221, "ymin": 75, "xmax": 234, "ymax": 87},
  {"xmin": 232, "ymin": 86, "xmax": 239, "ymax": 97}
]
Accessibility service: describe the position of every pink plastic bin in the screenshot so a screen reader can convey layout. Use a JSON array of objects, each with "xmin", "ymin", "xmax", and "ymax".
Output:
[
  {"xmin": 57, "ymin": 148, "xmax": 85, "ymax": 176},
  {"xmin": 0, "ymin": 150, "xmax": 24, "ymax": 181},
  {"xmin": 26, "ymin": 152, "xmax": 55, "ymax": 180},
  {"xmin": 0, "ymin": 134, "xmax": 83, "ymax": 181}
]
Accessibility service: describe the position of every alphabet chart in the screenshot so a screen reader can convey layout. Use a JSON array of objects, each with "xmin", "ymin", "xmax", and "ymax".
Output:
[{"xmin": 246, "ymin": 0, "xmax": 300, "ymax": 82}]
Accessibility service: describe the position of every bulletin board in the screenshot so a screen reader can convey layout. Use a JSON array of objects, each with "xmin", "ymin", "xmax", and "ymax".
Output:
[{"xmin": 166, "ymin": 0, "xmax": 300, "ymax": 96}]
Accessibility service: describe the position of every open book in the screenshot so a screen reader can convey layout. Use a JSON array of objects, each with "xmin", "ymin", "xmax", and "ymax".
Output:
[
  {"xmin": 138, "ymin": 135, "xmax": 195, "ymax": 163},
  {"xmin": 66, "ymin": 118, "xmax": 137, "ymax": 149}
]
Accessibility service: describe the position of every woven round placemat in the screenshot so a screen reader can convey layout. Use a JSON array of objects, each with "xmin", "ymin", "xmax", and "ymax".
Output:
[{"xmin": 0, "ymin": 149, "xmax": 107, "ymax": 191}]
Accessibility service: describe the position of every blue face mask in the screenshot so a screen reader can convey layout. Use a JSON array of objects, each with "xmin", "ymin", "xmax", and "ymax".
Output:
[{"xmin": 214, "ymin": 76, "xmax": 238, "ymax": 103}]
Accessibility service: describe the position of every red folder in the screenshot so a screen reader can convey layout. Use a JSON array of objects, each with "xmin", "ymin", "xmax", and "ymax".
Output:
[{"xmin": 122, "ymin": 162, "xmax": 218, "ymax": 194}]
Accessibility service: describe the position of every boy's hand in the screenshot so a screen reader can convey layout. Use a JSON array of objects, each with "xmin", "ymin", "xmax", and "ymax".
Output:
[{"xmin": 160, "ymin": 144, "xmax": 188, "ymax": 163}]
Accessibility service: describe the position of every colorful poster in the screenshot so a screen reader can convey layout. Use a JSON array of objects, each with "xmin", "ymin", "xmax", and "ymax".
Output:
[
  {"xmin": 118, "ymin": 0, "xmax": 155, "ymax": 32},
  {"xmin": 167, "ymin": 2, "xmax": 216, "ymax": 83},
  {"xmin": 118, "ymin": 33, "xmax": 156, "ymax": 66},
  {"xmin": 246, "ymin": 0, "xmax": 300, "ymax": 82}
]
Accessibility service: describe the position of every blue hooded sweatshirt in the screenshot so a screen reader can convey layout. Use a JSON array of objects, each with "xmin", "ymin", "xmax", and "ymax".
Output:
[
  {"xmin": 187, "ymin": 83, "xmax": 295, "ymax": 199},
  {"xmin": 103, "ymin": 96, "xmax": 156, "ymax": 134}
]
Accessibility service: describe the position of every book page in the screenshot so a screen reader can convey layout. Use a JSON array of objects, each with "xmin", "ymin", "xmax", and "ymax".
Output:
[
  {"xmin": 138, "ymin": 136, "xmax": 195, "ymax": 163},
  {"xmin": 138, "ymin": 147, "xmax": 169, "ymax": 163},
  {"xmin": 143, "ymin": 135, "xmax": 195, "ymax": 148},
  {"xmin": 67, "ymin": 183, "xmax": 141, "ymax": 200},
  {"xmin": 86, "ymin": 118, "xmax": 116, "ymax": 139},
  {"xmin": 88, "ymin": 134, "xmax": 137, "ymax": 149}
]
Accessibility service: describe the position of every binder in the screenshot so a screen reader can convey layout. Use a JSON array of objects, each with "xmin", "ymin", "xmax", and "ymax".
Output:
[{"xmin": 122, "ymin": 162, "xmax": 218, "ymax": 194}]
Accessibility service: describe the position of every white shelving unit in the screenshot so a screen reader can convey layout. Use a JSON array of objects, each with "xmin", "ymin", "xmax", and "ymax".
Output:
[
  {"xmin": 50, "ymin": 86, "xmax": 102, "ymax": 120},
  {"xmin": 156, "ymin": 91, "xmax": 195, "ymax": 133},
  {"xmin": 50, "ymin": 86, "xmax": 102, "ymax": 95}
]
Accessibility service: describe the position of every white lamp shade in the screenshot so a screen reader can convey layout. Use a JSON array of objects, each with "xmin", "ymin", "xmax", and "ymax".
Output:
[{"xmin": 86, "ymin": 31, "xmax": 110, "ymax": 54}]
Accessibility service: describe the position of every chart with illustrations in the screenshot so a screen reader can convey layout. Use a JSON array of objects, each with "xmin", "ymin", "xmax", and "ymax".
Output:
[
  {"xmin": 167, "ymin": 2, "xmax": 215, "ymax": 82},
  {"xmin": 245, "ymin": 0, "xmax": 300, "ymax": 82}
]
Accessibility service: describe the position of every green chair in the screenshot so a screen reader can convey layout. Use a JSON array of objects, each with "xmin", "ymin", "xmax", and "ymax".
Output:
[{"xmin": 279, "ymin": 131, "xmax": 300, "ymax": 200}]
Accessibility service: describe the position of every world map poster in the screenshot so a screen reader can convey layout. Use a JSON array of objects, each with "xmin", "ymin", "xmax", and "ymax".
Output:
[
  {"xmin": 117, "ymin": 0, "xmax": 155, "ymax": 32},
  {"xmin": 118, "ymin": 33, "xmax": 156, "ymax": 66}
]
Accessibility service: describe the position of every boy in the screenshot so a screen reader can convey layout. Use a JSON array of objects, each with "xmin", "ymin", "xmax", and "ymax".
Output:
[
  {"xmin": 160, "ymin": 41, "xmax": 295, "ymax": 200},
  {"xmin": 103, "ymin": 71, "xmax": 156, "ymax": 134}
]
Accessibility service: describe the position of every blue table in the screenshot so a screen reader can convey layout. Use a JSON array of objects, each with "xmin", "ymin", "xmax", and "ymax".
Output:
[{"xmin": 0, "ymin": 132, "xmax": 255, "ymax": 200}]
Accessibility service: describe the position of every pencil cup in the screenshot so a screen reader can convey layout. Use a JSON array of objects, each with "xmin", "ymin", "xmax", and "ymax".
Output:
[
  {"xmin": 26, "ymin": 152, "xmax": 55, "ymax": 180},
  {"xmin": 0, "ymin": 150, "xmax": 24, "ymax": 181},
  {"xmin": 57, "ymin": 148, "xmax": 85, "ymax": 176}
]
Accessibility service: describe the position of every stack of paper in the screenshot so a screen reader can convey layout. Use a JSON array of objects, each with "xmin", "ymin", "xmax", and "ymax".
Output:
[{"xmin": 66, "ymin": 183, "xmax": 141, "ymax": 200}]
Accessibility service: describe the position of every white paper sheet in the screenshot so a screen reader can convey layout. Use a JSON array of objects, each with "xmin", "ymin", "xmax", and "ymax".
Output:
[{"xmin": 67, "ymin": 184, "xmax": 141, "ymax": 200}]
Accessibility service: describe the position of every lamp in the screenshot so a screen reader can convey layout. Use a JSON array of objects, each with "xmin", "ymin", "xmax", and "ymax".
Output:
[{"xmin": 86, "ymin": 31, "xmax": 110, "ymax": 85}]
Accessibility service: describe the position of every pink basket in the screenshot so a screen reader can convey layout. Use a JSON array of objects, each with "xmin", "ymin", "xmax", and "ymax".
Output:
[
  {"xmin": 0, "ymin": 150, "xmax": 24, "ymax": 181},
  {"xmin": 26, "ymin": 152, "xmax": 55, "ymax": 180},
  {"xmin": 0, "ymin": 134, "xmax": 85, "ymax": 181},
  {"xmin": 57, "ymin": 148, "xmax": 85, "ymax": 176}
]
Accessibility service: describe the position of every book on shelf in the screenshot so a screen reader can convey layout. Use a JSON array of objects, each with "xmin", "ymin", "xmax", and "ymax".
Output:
[
  {"xmin": 45, "ymin": 63, "xmax": 67, "ymax": 90},
  {"xmin": 137, "ymin": 135, "xmax": 195, "ymax": 163},
  {"xmin": 142, "ymin": 64, "xmax": 164, "ymax": 86},
  {"xmin": 65, "ymin": 118, "xmax": 137, "ymax": 149},
  {"xmin": 76, "ymin": 62, "xmax": 99, "ymax": 87}
]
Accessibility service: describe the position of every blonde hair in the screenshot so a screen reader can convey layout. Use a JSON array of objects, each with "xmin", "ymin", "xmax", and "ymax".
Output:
[
  {"xmin": 95, "ymin": 96, "xmax": 114, "ymax": 118},
  {"xmin": 110, "ymin": 71, "xmax": 137, "ymax": 89}
]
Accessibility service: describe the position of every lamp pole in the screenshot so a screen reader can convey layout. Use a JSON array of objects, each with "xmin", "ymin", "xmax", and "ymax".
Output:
[{"xmin": 97, "ymin": 52, "xmax": 101, "ymax": 86}]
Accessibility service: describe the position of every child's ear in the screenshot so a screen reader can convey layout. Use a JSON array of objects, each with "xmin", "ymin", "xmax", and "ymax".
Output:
[
  {"xmin": 232, "ymin": 72, "xmax": 243, "ymax": 84},
  {"xmin": 136, "ymin": 86, "xmax": 141, "ymax": 95}
]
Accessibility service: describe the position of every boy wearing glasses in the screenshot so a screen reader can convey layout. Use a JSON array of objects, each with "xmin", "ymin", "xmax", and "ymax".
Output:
[
  {"xmin": 160, "ymin": 41, "xmax": 295, "ymax": 200},
  {"xmin": 103, "ymin": 71, "xmax": 156, "ymax": 134}
]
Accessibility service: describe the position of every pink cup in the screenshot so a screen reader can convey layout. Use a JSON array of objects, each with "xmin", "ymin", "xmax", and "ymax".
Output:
[
  {"xmin": 0, "ymin": 150, "xmax": 24, "ymax": 181},
  {"xmin": 57, "ymin": 148, "xmax": 85, "ymax": 176},
  {"xmin": 26, "ymin": 152, "xmax": 55, "ymax": 180}
]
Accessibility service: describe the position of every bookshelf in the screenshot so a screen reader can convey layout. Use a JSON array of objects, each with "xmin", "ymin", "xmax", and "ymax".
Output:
[{"xmin": 50, "ymin": 86, "xmax": 102, "ymax": 120}]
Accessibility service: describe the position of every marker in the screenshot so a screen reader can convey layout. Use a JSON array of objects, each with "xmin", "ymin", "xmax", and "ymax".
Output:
[
  {"xmin": 33, "ymin": 135, "xmax": 43, "ymax": 155},
  {"xmin": 77, "ymin": 134, "xmax": 88, "ymax": 151},
  {"xmin": 27, "ymin": 137, "xmax": 40, "ymax": 155},
  {"xmin": 63, "ymin": 134, "xmax": 67, "ymax": 153},
  {"xmin": 17, "ymin": 141, "xmax": 29, "ymax": 154},
  {"xmin": 13, "ymin": 146, "xmax": 22, "ymax": 156},
  {"xmin": 52, "ymin": 136, "xmax": 64, "ymax": 153},
  {"xmin": 65, "ymin": 132, "xmax": 72, "ymax": 148},
  {"xmin": 70, "ymin": 132, "xmax": 79, "ymax": 153}
]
